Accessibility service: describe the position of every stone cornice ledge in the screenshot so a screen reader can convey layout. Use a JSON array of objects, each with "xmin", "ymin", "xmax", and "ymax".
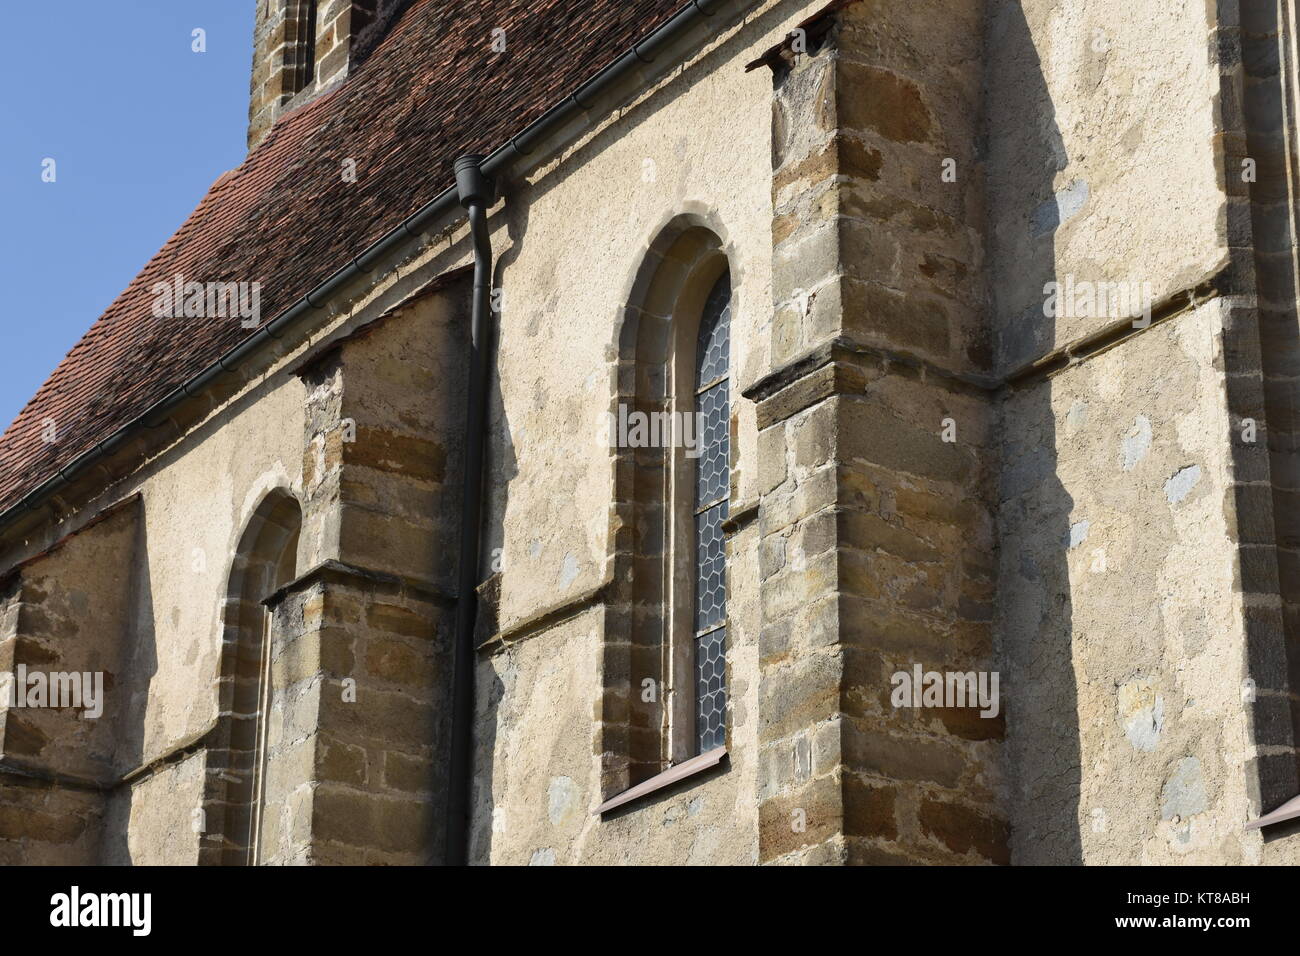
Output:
[
  {"xmin": 477, "ymin": 577, "xmax": 614, "ymax": 655},
  {"xmin": 263, "ymin": 558, "xmax": 455, "ymax": 608}
]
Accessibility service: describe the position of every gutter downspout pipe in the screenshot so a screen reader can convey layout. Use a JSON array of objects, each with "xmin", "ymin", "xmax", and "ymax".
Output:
[{"xmin": 445, "ymin": 155, "xmax": 495, "ymax": 866}]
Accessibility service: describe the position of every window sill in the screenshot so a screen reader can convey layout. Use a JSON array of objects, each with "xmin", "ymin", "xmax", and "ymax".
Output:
[
  {"xmin": 1246, "ymin": 792, "xmax": 1300, "ymax": 830},
  {"xmin": 722, "ymin": 498, "xmax": 758, "ymax": 535},
  {"xmin": 595, "ymin": 747, "xmax": 728, "ymax": 815}
]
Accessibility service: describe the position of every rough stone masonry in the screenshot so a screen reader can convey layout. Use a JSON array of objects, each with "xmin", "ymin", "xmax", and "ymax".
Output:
[{"xmin": 2, "ymin": 0, "xmax": 1300, "ymax": 865}]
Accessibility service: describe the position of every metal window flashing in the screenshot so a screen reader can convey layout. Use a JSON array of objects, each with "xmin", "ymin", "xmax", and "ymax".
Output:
[
  {"xmin": 1245, "ymin": 792, "xmax": 1300, "ymax": 830},
  {"xmin": 595, "ymin": 746, "xmax": 727, "ymax": 815}
]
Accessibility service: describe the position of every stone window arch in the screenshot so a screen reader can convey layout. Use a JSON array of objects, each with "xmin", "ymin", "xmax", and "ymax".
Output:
[
  {"xmin": 604, "ymin": 217, "xmax": 733, "ymax": 796},
  {"xmin": 202, "ymin": 488, "xmax": 302, "ymax": 865}
]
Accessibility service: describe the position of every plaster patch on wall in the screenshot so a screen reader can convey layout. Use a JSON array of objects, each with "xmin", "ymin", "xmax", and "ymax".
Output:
[
  {"xmin": 1160, "ymin": 757, "xmax": 1207, "ymax": 820},
  {"xmin": 1065, "ymin": 399, "xmax": 1089, "ymax": 430},
  {"xmin": 1031, "ymin": 179, "xmax": 1090, "ymax": 237},
  {"xmin": 1174, "ymin": 605, "xmax": 1209, "ymax": 658},
  {"xmin": 1164, "ymin": 464, "xmax": 1201, "ymax": 505},
  {"xmin": 1068, "ymin": 519, "xmax": 1090, "ymax": 549},
  {"xmin": 1121, "ymin": 415, "xmax": 1152, "ymax": 470},
  {"xmin": 529, "ymin": 847, "xmax": 556, "ymax": 866},
  {"xmin": 557, "ymin": 553, "xmax": 579, "ymax": 589},
  {"xmin": 547, "ymin": 775, "xmax": 580, "ymax": 826},
  {"xmin": 1118, "ymin": 679, "xmax": 1164, "ymax": 751}
]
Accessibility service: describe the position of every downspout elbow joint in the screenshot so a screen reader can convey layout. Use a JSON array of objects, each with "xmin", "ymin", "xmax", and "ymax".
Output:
[{"xmin": 454, "ymin": 155, "xmax": 496, "ymax": 210}]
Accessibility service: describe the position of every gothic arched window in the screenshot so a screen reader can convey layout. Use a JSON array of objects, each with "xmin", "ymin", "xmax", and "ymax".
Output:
[
  {"xmin": 602, "ymin": 218, "xmax": 733, "ymax": 805},
  {"xmin": 203, "ymin": 489, "xmax": 301, "ymax": 865}
]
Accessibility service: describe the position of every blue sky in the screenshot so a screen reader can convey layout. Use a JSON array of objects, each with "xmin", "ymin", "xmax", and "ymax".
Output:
[{"xmin": 0, "ymin": 2, "xmax": 252, "ymax": 430}]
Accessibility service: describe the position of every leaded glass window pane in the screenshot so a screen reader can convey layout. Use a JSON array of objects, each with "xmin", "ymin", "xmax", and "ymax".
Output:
[
  {"xmin": 696, "ymin": 625, "xmax": 727, "ymax": 753},
  {"xmin": 697, "ymin": 279, "xmax": 730, "ymax": 387},
  {"xmin": 695, "ymin": 501, "xmax": 726, "ymax": 632},
  {"xmin": 693, "ymin": 272, "xmax": 730, "ymax": 755},
  {"xmin": 696, "ymin": 382, "xmax": 729, "ymax": 508}
]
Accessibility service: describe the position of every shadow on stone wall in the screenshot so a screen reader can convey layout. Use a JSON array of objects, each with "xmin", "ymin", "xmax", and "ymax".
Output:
[
  {"xmin": 986, "ymin": 0, "xmax": 1080, "ymax": 864},
  {"xmin": 1240, "ymin": 1, "xmax": 1300, "ymax": 839},
  {"xmin": 102, "ymin": 509, "xmax": 157, "ymax": 864}
]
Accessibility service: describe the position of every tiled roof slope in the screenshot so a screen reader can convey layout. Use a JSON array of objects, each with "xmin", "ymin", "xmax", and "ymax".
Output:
[{"xmin": 0, "ymin": 0, "xmax": 688, "ymax": 514}]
